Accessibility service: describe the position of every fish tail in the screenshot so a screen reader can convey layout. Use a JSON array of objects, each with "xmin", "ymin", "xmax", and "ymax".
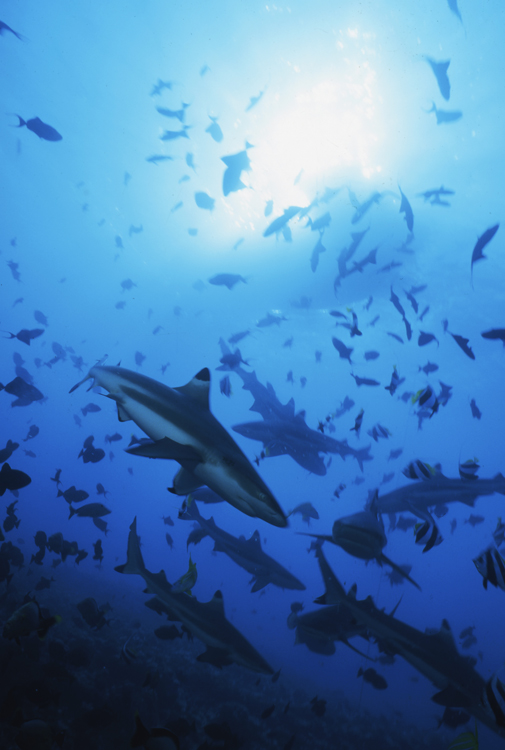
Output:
[
  {"xmin": 68, "ymin": 506, "xmax": 76, "ymax": 519},
  {"xmin": 14, "ymin": 115, "xmax": 26, "ymax": 128},
  {"xmin": 38, "ymin": 614, "xmax": 61, "ymax": 640},
  {"xmin": 115, "ymin": 517, "xmax": 146, "ymax": 576}
]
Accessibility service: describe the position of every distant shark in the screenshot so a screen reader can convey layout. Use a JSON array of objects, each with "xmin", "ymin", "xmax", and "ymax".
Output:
[
  {"xmin": 373, "ymin": 472, "xmax": 505, "ymax": 515},
  {"xmin": 312, "ymin": 545, "xmax": 505, "ymax": 740},
  {"xmin": 115, "ymin": 518, "xmax": 274, "ymax": 674},
  {"xmin": 70, "ymin": 365, "xmax": 287, "ymax": 527},
  {"xmin": 232, "ymin": 367, "xmax": 372, "ymax": 474},
  {"xmin": 181, "ymin": 499, "xmax": 305, "ymax": 592}
]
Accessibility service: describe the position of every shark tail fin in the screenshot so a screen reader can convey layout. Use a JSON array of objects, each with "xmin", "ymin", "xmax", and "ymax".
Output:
[
  {"xmin": 313, "ymin": 545, "xmax": 347, "ymax": 605},
  {"xmin": 381, "ymin": 553, "xmax": 422, "ymax": 591},
  {"xmin": 115, "ymin": 518, "xmax": 146, "ymax": 576}
]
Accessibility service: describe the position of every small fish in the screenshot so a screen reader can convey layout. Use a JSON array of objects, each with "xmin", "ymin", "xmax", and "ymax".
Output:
[
  {"xmin": 81, "ymin": 403, "xmax": 101, "ymax": 416},
  {"xmin": 470, "ymin": 399, "xmax": 482, "ymax": 420},
  {"xmin": 209, "ymin": 273, "xmax": 246, "ymax": 290},
  {"xmin": 121, "ymin": 278, "xmax": 137, "ymax": 291},
  {"xmin": 33, "ymin": 310, "xmax": 48, "ymax": 326},
  {"xmin": 290, "ymin": 502, "xmax": 319, "ymax": 525},
  {"xmin": 418, "ymin": 331, "xmax": 439, "ymax": 347},
  {"xmin": 257, "ymin": 312, "xmax": 287, "ymax": 328},
  {"xmin": 364, "ymin": 351, "xmax": 380, "ymax": 361},
  {"xmin": 398, "ymin": 186, "xmax": 414, "ymax": 233},
  {"xmin": 352, "ymin": 374, "xmax": 380, "ymax": 387},
  {"xmin": 4, "ymin": 328, "xmax": 44, "ymax": 346},
  {"xmin": 481, "ymin": 328, "xmax": 505, "ymax": 346},
  {"xmin": 246, "ymin": 88, "xmax": 265, "ymax": 111},
  {"xmin": 69, "ymin": 502, "xmax": 111, "ymax": 520},
  {"xmin": 165, "ymin": 533, "xmax": 174, "ymax": 550},
  {"xmin": 23, "ymin": 425, "xmax": 39, "ymax": 442},
  {"xmin": 105, "ymin": 433, "xmax": 122, "ymax": 443},
  {"xmin": 220, "ymin": 375, "xmax": 232, "ymax": 397},
  {"xmin": 96, "ymin": 483, "xmax": 110, "ymax": 499},
  {"xmin": 221, "ymin": 149, "xmax": 251, "ymax": 196},
  {"xmin": 426, "ymin": 102, "xmax": 462, "ymax": 124},
  {"xmin": 146, "ymin": 154, "xmax": 174, "ymax": 164},
  {"xmin": 93, "ymin": 539, "xmax": 104, "ymax": 564},
  {"xmin": 150, "ymin": 79, "xmax": 172, "ymax": 96},
  {"xmin": 357, "ymin": 667, "xmax": 388, "ymax": 690},
  {"xmin": 14, "ymin": 115, "xmax": 62, "ymax": 141},
  {"xmin": 350, "ymin": 409, "xmax": 364, "ymax": 437},
  {"xmin": 418, "ymin": 361, "xmax": 439, "ymax": 375},
  {"xmin": 160, "ymin": 126, "xmax": 189, "ymax": 141},
  {"xmin": 194, "ymin": 191, "xmax": 215, "ymax": 211},
  {"xmin": 171, "ymin": 554, "xmax": 197, "ymax": 594},
  {"xmin": 385, "ymin": 366, "xmax": 404, "ymax": 396},
  {"xmin": 470, "ymin": 224, "xmax": 499, "ymax": 286},
  {"xmin": 332, "ymin": 337, "xmax": 353, "ymax": 364},
  {"xmin": 135, "ymin": 352, "xmax": 146, "ymax": 367},
  {"xmin": 310, "ymin": 696, "xmax": 327, "ymax": 717},
  {"xmin": 473, "ymin": 546, "xmax": 505, "ymax": 591},
  {"xmin": 205, "ymin": 116, "xmax": 223, "ymax": 143},
  {"xmin": 228, "ymin": 330, "xmax": 251, "ymax": 344},
  {"xmin": 57, "ymin": 486, "xmax": 89, "ymax": 504},
  {"xmin": 412, "ymin": 386, "xmax": 439, "ymax": 417}
]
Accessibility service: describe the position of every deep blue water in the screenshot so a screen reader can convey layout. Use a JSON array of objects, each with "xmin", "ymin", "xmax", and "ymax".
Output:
[{"xmin": 1, "ymin": 1, "xmax": 504, "ymax": 748}]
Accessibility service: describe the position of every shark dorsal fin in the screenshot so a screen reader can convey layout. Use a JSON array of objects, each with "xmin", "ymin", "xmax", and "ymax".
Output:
[
  {"xmin": 428, "ymin": 619, "xmax": 458, "ymax": 650},
  {"xmin": 175, "ymin": 368, "xmax": 210, "ymax": 409},
  {"xmin": 205, "ymin": 590, "xmax": 225, "ymax": 616},
  {"xmin": 151, "ymin": 570, "xmax": 170, "ymax": 589},
  {"xmin": 247, "ymin": 530, "xmax": 262, "ymax": 548}
]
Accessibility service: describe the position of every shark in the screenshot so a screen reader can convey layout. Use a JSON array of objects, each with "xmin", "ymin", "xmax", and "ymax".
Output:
[
  {"xmin": 181, "ymin": 500, "xmax": 305, "ymax": 592},
  {"xmin": 287, "ymin": 599, "xmax": 370, "ymax": 657},
  {"xmin": 373, "ymin": 471, "xmax": 505, "ymax": 515},
  {"xmin": 312, "ymin": 545, "xmax": 505, "ymax": 740},
  {"xmin": 231, "ymin": 367, "xmax": 372, "ymax": 474},
  {"xmin": 70, "ymin": 365, "xmax": 287, "ymax": 527},
  {"xmin": 115, "ymin": 518, "xmax": 274, "ymax": 674}
]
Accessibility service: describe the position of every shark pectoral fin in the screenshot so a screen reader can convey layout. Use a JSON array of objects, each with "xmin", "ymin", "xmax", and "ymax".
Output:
[
  {"xmin": 212, "ymin": 541, "xmax": 227, "ymax": 553},
  {"xmin": 246, "ymin": 530, "xmax": 262, "ymax": 548},
  {"xmin": 250, "ymin": 577, "xmax": 269, "ymax": 592},
  {"xmin": 126, "ymin": 437, "xmax": 201, "ymax": 466},
  {"xmin": 196, "ymin": 646, "xmax": 233, "ymax": 668},
  {"xmin": 431, "ymin": 686, "xmax": 473, "ymax": 708},
  {"xmin": 172, "ymin": 467, "xmax": 204, "ymax": 494},
  {"xmin": 117, "ymin": 404, "xmax": 132, "ymax": 422}
]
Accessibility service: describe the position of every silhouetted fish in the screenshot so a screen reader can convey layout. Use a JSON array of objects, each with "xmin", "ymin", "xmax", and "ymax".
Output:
[{"xmin": 14, "ymin": 116, "xmax": 62, "ymax": 141}]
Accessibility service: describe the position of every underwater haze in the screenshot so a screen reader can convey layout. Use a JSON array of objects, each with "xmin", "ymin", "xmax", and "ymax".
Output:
[{"xmin": 1, "ymin": 0, "xmax": 505, "ymax": 748}]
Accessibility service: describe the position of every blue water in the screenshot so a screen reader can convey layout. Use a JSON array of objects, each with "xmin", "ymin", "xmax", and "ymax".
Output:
[{"xmin": 1, "ymin": 1, "xmax": 504, "ymax": 748}]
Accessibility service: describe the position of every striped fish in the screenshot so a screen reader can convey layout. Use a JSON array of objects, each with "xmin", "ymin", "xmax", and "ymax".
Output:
[{"xmin": 473, "ymin": 546, "xmax": 505, "ymax": 591}]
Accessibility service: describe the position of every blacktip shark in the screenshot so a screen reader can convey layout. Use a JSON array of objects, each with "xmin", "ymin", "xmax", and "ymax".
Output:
[
  {"xmin": 373, "ymin": 471, "xmax": 505, "ymax": 515},
  {"xmin": 313, "ymin": 545, "xmax": 505, "ymax": 740},
  {"xmin": 181, "ymin": 499, "xmax": 305, "ymax": 592},
  {"xmin": 70, "ymin": 365, "xmax": 287, "ymax": 527},
  {"xmin": 115, "ymin": 518, "xmax": 274, "ymax": 674}
]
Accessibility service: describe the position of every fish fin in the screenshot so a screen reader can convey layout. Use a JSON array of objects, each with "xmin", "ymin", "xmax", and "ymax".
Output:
[
  {"xmin": 171, "ymin": 466, "xmax": 203, "ymax": 494},
  {"xmin": 246, "ymin": 530, "xmax": 262, "ymax": 548},
  {"xmin": 175, "ymin": 368, "xmax": 210, "ymax": 409},
  {"xmin": 313, "ymin": 545, "xmax": 347, "ymax": 605},
  {"xmin": 251, "ymin": 577, "xmax": 269, "ymax": 592},
  {"xmin": 131, "ymin": 713, "xmax": 150, "ymax": 747},
  {"xmin": 126, "ymin": 437, "xmax": 201, "ymax": 466},
  {"xmin": 114, "ymin": 518, "xmax": 147, "ymax": 576},
  {"xmin": 117, "ymin": 404, "xmax": 131, "ymax": 422},
  {"xmin": 204, "ymin": 590, "xmax": 226, "ymax": 616}
]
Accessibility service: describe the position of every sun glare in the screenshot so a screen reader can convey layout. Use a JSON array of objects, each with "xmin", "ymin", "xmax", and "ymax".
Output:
[{"xmin": 248, "ymin": 60, "xmax": 384, "ymax": 209}]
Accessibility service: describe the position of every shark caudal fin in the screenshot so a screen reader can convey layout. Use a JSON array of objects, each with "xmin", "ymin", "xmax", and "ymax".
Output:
[
  {"xmin": 115, "ymin": 518, "xmax": 147, "ymax": 576},
  {"xmin": 313, "ymin": 544, "xmax": 348, "ymax": 605},
  {"xmin": 355, "ymin": 444, "xmax": 373, "ymax": 472}
]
